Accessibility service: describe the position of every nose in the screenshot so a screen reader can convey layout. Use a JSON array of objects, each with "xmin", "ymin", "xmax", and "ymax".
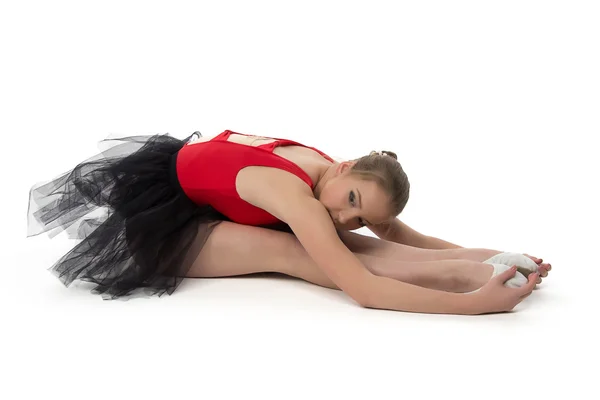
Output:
[{"xmin": 337, "ymin": 211, "xmax": 349, "ymax": 224}]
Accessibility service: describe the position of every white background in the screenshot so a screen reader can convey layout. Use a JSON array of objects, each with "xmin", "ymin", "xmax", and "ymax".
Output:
[{"xmin": 2, "ymin": 1, "xmax": 598, "ymax": 399}]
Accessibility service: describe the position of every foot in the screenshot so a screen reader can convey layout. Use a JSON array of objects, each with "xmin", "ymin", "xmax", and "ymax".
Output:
[
  {"xmin": 465, "ymin": 263, "xmax": 528, "ymax": 293},
  {"xmin": 484, "ymin": 252, "xmax": 551, "ymax": 287},
  {"xmin": 535, "ymin": 263, "xmax": 551, "ymax": 284},
  {"xmin": 524, "ymin": 254, "xmax": 552, "ymax": 284}
]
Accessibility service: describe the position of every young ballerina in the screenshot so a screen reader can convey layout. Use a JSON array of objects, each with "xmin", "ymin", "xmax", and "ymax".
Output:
[{"xmin": 26, "ymin": 129, "xmax": 550, "ymax": 314}]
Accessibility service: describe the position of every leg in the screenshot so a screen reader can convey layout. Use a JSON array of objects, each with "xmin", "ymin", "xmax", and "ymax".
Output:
[
  {"xmin": 185, "ymin": 221, "xmax": 473, "ymax": 292},
  {"xmin": 336, "ymin": 230, "xmax": 501, "ymax": 263},
  {"xmin": 336, "ymin": 231, "xmax": 551, "ymax": 284}
]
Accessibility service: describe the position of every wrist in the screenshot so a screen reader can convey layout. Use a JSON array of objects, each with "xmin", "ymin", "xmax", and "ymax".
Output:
[
  {"xmin": 456, "ymin": 292, "xmax": 483, "ymax": 315},
  {"xmin": 434, "ymin": 290, "xmax": 482, "ymax": 315}
]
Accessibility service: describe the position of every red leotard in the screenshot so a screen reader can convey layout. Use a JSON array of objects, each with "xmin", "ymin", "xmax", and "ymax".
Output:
[{"xmin": 174, "ymin": 130, "xmax": 334, "ymax": 226}]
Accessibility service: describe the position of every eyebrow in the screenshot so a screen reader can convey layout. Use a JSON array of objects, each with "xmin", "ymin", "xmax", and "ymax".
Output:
[{"xmin": 356, "ymin": 189, "xmax": 373, "ymax": 226}]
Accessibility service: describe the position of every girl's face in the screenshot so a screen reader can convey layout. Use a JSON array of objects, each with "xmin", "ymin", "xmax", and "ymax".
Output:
[{"xmin": 318, "ymin": 162, "xmax": 393, "ymax": 230}]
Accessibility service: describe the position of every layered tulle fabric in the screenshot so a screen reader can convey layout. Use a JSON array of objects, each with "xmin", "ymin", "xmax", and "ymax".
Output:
[{"xmin": 26, "ymin": 132, "xmax": 227, "ymax": 300}]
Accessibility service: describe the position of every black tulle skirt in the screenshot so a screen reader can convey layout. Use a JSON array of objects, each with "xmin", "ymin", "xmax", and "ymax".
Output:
[{"xmin": 26, "ymin": 131, "xmax": 228, "ymax": 300}]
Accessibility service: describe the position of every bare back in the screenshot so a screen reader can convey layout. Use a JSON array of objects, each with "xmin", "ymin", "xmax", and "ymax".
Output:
[{"xmin": 187, "ymin": 133, "xmax": 333, "ymax": 194}]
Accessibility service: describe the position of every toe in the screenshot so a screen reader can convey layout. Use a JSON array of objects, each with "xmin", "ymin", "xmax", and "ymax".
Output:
[{"xmin": 540, "ymin": 263, "xmax": 551, "ymax": 273}]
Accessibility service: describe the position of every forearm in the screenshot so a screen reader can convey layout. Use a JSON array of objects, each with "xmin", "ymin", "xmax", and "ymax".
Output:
[
  {"xmin": 373, "ymin": 220, "xmax": 500, "ymax": 258},
  {"xmin": 394, "ymin": 232, "xmax": 507, "ymax": 262},
  {"xmin": 387, "ymin": 229, "xmax": 463, "ymax": 250},
  {"xmin": 404, "ymin": 235, "xmax": 463, "ymax": 250},
  {"xmin": 371, "ymin": 257, "xmax": 495, "ymax": 294},
  {"xmin": 408, "ymin": 235, "xmax": 509, "ymax": 265},
  {"xmin": 415, "ymin": 234, "xmax": 464, "ymax": 250},
  {"xmin": 364, "ymin": 274, "xmax": 478, "ymax": 315},
  {"xmin": 372, "ymin": 219, "xmax": 464, "ymax": 250}
]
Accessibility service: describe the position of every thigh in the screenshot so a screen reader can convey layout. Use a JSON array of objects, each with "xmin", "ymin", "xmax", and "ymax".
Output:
[
  {"xmin": 185, "ymin": 221, "xmax": 448, "ymax": 291},
  {"xmin": 337, "ymin": 230, "xmax": 449, "ymax": 262},
  {"xmin": 186, "ymin": 221, "xmax": 300, "ymax": 278},
  {"xmin": 187, "ymin": 221, "xmax": 349, "ymax": 289}
]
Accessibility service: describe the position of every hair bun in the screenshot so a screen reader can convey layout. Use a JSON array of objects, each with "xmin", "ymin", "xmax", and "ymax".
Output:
[
  {"xmin": 370, "ymin": 150, "xmax": 398, "ymax": 160},
  {"xmin": 381, "ymin": 150, "xmax": 398, "ymax": 160}
]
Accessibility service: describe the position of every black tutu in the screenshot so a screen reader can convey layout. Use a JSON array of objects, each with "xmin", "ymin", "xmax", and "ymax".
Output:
[{"xmin": 26, "ymin": 131, "xmax": 227, "ymax": 300}]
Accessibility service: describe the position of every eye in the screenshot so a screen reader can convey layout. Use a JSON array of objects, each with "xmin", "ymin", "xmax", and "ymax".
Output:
[{"xmin": 348, "ymin": 190, "xmax": 367, "ymax": 227}]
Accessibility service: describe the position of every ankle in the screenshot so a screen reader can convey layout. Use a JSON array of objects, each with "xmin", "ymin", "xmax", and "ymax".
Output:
[
  {"xmin": 460, "ymin": 262, "xmax": 493, "ymax": 293},
  {"xmin": 448, "ymin": 248, "xmax": 503, "ymax": 263}
]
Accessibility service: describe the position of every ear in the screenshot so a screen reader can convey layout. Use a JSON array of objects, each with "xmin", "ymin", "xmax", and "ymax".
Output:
[{"xmin": 335, "ymin": 161, "xmax": 356, "ymax": 175}]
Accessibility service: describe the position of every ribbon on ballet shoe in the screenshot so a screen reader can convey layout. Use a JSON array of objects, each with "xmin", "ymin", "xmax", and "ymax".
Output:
[
  {"xmin": 466, "ymin": 263, "xmax": 528, "ymax": 293},
  {"xmin": 484, "ymin": 252, "xmax": 539, "ymax": 277}
]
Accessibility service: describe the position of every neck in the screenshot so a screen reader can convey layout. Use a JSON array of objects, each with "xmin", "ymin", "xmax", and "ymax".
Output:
[{"xmin": 313, "ymin": 163, "xmax": 338, "ymax": 200}]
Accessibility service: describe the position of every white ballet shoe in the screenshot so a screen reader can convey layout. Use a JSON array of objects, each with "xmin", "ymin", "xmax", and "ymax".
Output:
[
  {"xmin": 484, "ymin": 252, "xmax": 539, "ymax": 277},
  {"xmin": 466, "ymin": 263, "xmax": 528, "ymax": 293}
]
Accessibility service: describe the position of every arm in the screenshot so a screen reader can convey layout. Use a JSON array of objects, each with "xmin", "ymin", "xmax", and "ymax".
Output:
[
  {"xmin": 368, "ymin": 218, "xmax": 464, "ymax": 249},
  {"xmin": 280, "ymin": 197, "xmax": 475, "ymax": 313},
  {"xmin": 237, "ymin": 169, "xmax": 476, "ymax": 314}
]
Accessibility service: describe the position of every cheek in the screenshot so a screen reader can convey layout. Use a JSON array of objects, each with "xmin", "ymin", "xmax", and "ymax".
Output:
[{"xmin": 321, "ymin": 185, "xmax": 346, "ymax": 208}]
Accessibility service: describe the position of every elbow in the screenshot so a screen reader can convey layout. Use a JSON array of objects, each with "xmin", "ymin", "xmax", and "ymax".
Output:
[
  {"xmin": 340, "ymin": 286, "xmax": 372, "ymax": 308},
  {"xmin": 342, "ymin": 272, "xmax": 378, "ymax": 309},
  {"xmin": 358, "ymin": 293, "xmax": 383, "ymax": 309},
  {"xmin": 355, "ymin": 294, "xmax": 373, "ymax": 309},
  {"xmin": 352, "ymin": 280, "xmax": 378, "ymax": 309}
]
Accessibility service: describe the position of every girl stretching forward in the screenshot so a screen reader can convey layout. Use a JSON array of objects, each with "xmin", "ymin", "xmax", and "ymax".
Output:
[{"xmin": 26, "ymin": 130, "xmax": 551, "ymax": 314}]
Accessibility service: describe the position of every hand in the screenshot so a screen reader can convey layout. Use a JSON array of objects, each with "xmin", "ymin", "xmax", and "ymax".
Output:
[
  {"xmin": 469, "ymin": 265, "xmax": 539, "ymax": 314},
  {"xmin": 524, "ymin": 254, "xmax": 552, "ymax": 284},
  {"xmin": 485, "ymin": 252, "xmax": 551, "ymax": 286}
]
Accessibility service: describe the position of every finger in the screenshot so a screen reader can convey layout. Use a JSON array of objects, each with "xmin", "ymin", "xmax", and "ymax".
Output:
[
  {"xmin": 536, "ymin": 276, "xmax": 542, "ymax": 284},
  {"xmin": 496, "ymin": 265, "xmax": 518, "ymax": 282},
  {"xmin": 522, "ymin": 272, "xmax": 539, "ymax": 295}
]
